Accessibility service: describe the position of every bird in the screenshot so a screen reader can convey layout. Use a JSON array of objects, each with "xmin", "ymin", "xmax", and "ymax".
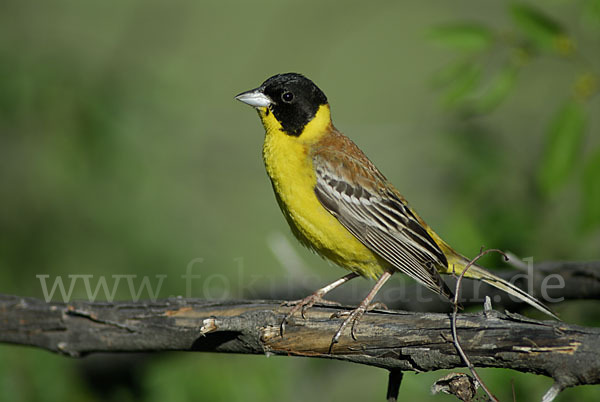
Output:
[{"xmin": 235, "ymin": 72, "xmax": 557, "ymax": 347}]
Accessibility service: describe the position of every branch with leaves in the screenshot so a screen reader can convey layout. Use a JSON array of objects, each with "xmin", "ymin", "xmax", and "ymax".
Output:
[{"xmin": 428, "ymin": 1, "xmax": 600, "ymax": 228}]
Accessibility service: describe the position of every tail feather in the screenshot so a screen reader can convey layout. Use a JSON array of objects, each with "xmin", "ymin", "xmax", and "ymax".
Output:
[
  {"xmin": 422, "ymin": 228, "xmax": 559, "ymax": 319},
  {"xmin": 463, "ymin": 263, "xmax": 559, "ymax": 320}
]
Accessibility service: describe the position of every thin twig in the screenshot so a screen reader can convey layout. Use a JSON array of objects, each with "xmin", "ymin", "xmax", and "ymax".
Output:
[
  {"xmin": 452, "ymin": 247, "xmax": 508, "ymax": 402},
  {"xmin": 504, "ymin": 251, "xmax": 529, "ymax": 272}
]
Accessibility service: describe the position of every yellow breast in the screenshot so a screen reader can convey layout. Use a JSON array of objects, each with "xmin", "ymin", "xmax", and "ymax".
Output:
[{"xmin": 259, "ymin": 105, "xmax": 384, "ymax": 278}]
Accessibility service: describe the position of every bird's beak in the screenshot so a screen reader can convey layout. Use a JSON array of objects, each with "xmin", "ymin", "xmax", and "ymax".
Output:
[{"xmin": 235, "ymin": 88, "xmax": 273, "ymax": 108}]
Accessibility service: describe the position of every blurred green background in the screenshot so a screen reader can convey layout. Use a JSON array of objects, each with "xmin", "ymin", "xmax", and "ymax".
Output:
[{"xmin": 1, "ymin": 0, "xmax": 599, "ymax": 401}]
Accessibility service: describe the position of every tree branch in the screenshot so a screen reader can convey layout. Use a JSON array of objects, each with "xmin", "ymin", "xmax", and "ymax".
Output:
[{"xmin": 1, "ymin": 293, "xmax": 599, "ymax": 393}]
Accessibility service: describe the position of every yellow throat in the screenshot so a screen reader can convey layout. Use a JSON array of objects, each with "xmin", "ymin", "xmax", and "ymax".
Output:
[
  {"xmin": 258, "ymin": 104, "xmax": 386, "ymax": 278},
  {"xmin": 258, "ymin": 104, "xmax": 332, "ymax": 144}
]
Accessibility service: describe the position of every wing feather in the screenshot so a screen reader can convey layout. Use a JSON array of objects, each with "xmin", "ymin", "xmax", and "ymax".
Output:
[{"xmin": 313, "ymin": 143, "xmax": 453, "ymax": 298}]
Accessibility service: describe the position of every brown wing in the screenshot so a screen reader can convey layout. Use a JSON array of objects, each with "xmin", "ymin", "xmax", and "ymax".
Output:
[{"xmin": 312, "ymin": 130, "xmax": 453, "ymax": 299}]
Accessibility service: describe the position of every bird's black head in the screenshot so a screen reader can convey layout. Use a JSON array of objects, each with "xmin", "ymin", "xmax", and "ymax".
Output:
[{"xmin": 236, "ymin": 73, "xmax": 328, "ymax": 136}]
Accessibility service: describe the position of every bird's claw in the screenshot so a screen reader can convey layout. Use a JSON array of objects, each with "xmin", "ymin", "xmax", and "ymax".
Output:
[
  {"xmin": 367, "ymin": 301, "xmax": 388, "ymax": 311},
  {"xmin": 329, "ymin": 310, "xmax": 350, "ymax": 319},
  {"xmin": 280, "ymin": 294, "xmax": 339, "ymax": 336},
  {"xmin": 329, "ymin": 301, "xmax": 384, "ymax": 319},
  {"xmin": 349, "ymin": 307, "xmax": 367, "ymax": 340},
  {"xmin": 328, "ymin": 305, "xmax": 368, "ymax": 352}
]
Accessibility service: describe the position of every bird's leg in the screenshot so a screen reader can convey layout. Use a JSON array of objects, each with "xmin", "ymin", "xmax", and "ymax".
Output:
[
  {"xmin": 280, "ymin": 272, "xmax": 359, "ymax": 336},
  {"xmin": 329, "ymin": 271, "xmax": 392, "ymax": 352}
]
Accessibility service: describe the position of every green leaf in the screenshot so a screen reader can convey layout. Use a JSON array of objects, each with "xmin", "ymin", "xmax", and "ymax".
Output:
[
  {"xmin": 474, "ymin": 65, "xmax": 519, "ymax": 113},
  {"xmin": 442, "ymin": 63, "xmax": 481, "ymax": 107},
  {"xmin": 537, "ymin": 100, "xmax": 587, "ymax": 196},
  {"xmin": 581, "ymin": 149, "xmax": 600, "ymax": 229},
  {"xmin": 510, "ymin": 4, "xmax": 568, "ymax": 52},
  {"xmin": 583, "ymin": 0, "xmax": 600, "ymax": 28},
  {"xmin": 428, "ymin": 24, "xmax": 493, "ymax": 51},
  {"xmin": 430, "ymin": 61, "xmax": 471, "ymax": 88}
]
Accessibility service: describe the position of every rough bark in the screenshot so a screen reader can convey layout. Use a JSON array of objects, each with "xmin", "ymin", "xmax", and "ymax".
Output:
[{"xmin": 1, "ymin": 293, "xmax": 598, "ymax": 393}]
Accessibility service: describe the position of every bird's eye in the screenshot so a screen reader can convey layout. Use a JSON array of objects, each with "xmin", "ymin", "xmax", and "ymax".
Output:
[{"xmin": 281, "ymin": 91, "xmax": 294, "ymax": 103}]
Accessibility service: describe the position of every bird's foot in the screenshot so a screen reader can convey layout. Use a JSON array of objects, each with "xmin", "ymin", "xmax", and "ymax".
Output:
[
  {"xmin": 280, "ymin": 294, "xmax": 340, "ymax": 336},
  {"xmin": 366, "ymin": 301, "xmax": 388, "ymax": 311},
  {"xmin": 327, "ymin": 302, "xmax": 387, "ymax": 353},
  {"xmin": 328, "ymin": 305, "xmax": 368, "ymax": 353},
  {"xmin": 328, "ymin": 271, "xmax": 393, "ymax": 353},
  {"xmin": 330, "ymin": 301, "xmax": 388, "ymax": 319}
]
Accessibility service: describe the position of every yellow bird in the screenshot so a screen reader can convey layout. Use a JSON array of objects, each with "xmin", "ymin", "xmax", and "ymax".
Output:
[{"xmin": 235, "ymin": 73, "xmax": 557, "ymax": 345}]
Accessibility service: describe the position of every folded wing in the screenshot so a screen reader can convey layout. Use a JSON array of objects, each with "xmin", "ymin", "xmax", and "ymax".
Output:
[{"xmin": 312, "ymin": 142, "xmax": 454, "ymax": 299}]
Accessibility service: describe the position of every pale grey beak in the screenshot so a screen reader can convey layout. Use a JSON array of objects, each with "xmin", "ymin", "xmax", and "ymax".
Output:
[{"xmin": 235, "ymin": 88, "xmax": 273, "ymax": 108}]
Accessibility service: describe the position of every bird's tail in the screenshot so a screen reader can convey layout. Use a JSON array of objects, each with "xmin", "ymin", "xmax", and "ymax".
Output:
[
  {"xmin": 420, "ymin": 222, "xmax": 559, "ymax": 319},
  {"xmin": 450, "ymin": 256, "xmax": 559, "ymax": 320}
]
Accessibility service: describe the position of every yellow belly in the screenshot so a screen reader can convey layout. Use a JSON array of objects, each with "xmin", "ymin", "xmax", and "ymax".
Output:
[{"xmin": 261, "ymin": 121, "xmax": 385, "ymax": 279}]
